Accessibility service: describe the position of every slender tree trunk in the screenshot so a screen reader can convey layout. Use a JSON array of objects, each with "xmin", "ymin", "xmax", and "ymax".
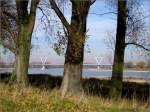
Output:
[
  {"xmin": 60, "ymin": 1, "xmax": 91, "ymax": 96},
  {"xmin": 110, "ymin": 0, "xmax": 127, "ymax": 99}
]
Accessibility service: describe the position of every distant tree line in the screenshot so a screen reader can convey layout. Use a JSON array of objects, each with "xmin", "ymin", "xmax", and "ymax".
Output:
[{"xmin": 125, "ymin": 61, "xmax": 150, "ymax": 69}]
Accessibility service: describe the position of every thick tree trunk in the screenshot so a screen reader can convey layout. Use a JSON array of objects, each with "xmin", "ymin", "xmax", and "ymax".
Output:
[
  {"xmin": 16, "ymin": 44, "xmax": 30, "ymax": 86},
  {"xmin": 15, "ymin": 0, "xmax": 37, "ymax": 86},
  {"xmin": 50, "ymin": 0, "xmax": 91, "ymax": 96},
  {"xmin": 0, "ymin": 0, "xmax": 38, "ymax": 85},
  {"xmin": 15, "ymin": 25, "xmax": 32, "ymax": 86},
  {"xmin": 60, "ymin": 34, "xmax": 85, "ymax": 96},
  {"xmin": 61, "ymin": 63, "xmax": 83, "ymax": 96},
  {"xmin": 110, "ymin": 0, "xmax": 127, "ymax": 99},
  {"xmin": 60, "ymin": 1, "xmax": 91, "ymax": 96},
  {"xmin": 16, "ymin": 52, "xmax": 29, "ymax": 86}
]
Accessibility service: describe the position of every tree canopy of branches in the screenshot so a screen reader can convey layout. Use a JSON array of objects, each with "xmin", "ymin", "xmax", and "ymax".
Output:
[
  {"xmin": 0, "ymin": 0, "xmax": 39, "ymax": 86},
  {"xmin": 104, "ymin": 0, "xmax": 150, "ymax": 54},
  {"xmin": 109, "ymin": 0, "xmax": 150, "ymax": 99},
  {"xmin": 49, "ymin": 0, "xmax": 95, "ymax": 96}
]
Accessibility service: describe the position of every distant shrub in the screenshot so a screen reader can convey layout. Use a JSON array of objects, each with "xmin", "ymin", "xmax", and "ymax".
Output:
[
  {"xmin": 0, "ymin": 61, "xmax": 5, "ymax": 68},
  {"xmin": 146, "ymin": 60, "xmax": 150, "ymax": 68},
  {"xmin": 125, "ymin": 61, "xmax": 134, "ymax": 68},
  {"xmin": 136, "ymin": 61, "xmax": 146, "ymax": 68}
]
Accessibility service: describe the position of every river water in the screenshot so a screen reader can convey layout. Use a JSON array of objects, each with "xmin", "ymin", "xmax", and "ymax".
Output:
[
  {"xmin": 0, "ymin": 68, "xmax": 150, "ymax": 79},
  {"xmin": 28, "ymin": 68, "xmax": 150, "ymax": 79}
]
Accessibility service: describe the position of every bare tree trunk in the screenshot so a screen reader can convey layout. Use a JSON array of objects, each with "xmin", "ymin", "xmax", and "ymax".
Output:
[
  {"xmin": 15, "ymin": 28, "xmax": 31, "ymax": 86},
  {"xmin": 14, "ymin": 0, "xmax": 38, "ymax": 86},
  {"xmin": 49, "ymin": 0, "xmax": 92, "ymax": 96},
  {"xmin": 16, "ymin": 54, "xmax": 28, "ymax": 86},
  {"xmin": 61, "ymin": 63, "xmax": 83, "ymax": 96},
  {"xmin": 16, "ymin": 49, "xmax": 30, "ymax": 86},
  {"xmin": 1, "ymin": 0, "xmax": 38, "ymax": 85},
  {"xmin": 110, "ymin": 0, "xmax": 127, "ymax": 99},
  {"xmin": 61, "ymin": 34, "xmax": 85, "ymax": 96},
  {"xmin": 60, "ymin": 1, "xmax": 91, "ymax": 96}
]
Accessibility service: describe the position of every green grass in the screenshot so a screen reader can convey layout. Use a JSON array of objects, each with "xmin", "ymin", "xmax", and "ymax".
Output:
[{"xmin": 0, "ymin": 83, "xmax": 148, "ymax": 112}]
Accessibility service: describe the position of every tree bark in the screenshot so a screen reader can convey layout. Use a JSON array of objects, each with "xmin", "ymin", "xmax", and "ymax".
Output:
[
  {"xmin": 61, "ymin": 63, "xmax": 83, "ymax": 96},
  {"xmin": 15, "ymin": 46, "xmax": 31, "ymax": 86},
  {"xmin": 60, "ymin": 1, "xmax": 91, "ymax": 96},
  {"xmin": 1, "ymin": 0, "xmax": 38, "ymax": 85},
  {"xmin": 15, "ymin": 25, "xmax": 32, "ymax": 86},
  {"xmin": 60, "ymin": 33, "xmax": 85, "ymax": 96},
  {"xmin": 13, "ymin": 0, "xmax": 38, "ymax": 86},
  {"xmin": 110, "ymin": 0, "xmax": 127, "ymax": 99},
  {"xmin": 49, "ymin": 0, "xmax": 93, "ymax": 96}
]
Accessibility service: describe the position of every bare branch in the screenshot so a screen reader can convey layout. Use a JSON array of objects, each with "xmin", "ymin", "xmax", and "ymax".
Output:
[
  {"xmin": 90, "ymin": 0, "xmax": 96, "ymax": 5},
  {"xmin": 49, "ymin": 0, "xmax": 71, "ymax": 32},
  {"xmin": 0, "ymin": 41, "xmax": 16, "ymax": 54},
  {"xmin": 132, "ymin": 15, "xmax": 150, "ymax": 25},
  {"xmin": 125, "ymin": 42, "xmax": 150, "ymax": 52},
  {"xmin": 89, "ymin": 12, "xmax": 117, "ymax": 16},
  {"xmin": 38, "ymin": 6, "xmax": 50, "ymax": 23}
]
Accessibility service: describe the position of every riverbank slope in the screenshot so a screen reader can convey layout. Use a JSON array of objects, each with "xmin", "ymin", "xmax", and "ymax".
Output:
[{"xmin": 0, "ymin": 73, "xmax": 149, "ymax": 101}]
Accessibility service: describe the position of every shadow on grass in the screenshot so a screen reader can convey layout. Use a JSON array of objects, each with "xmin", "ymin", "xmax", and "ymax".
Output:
[{"xmin": 0, "ymin": 73, "xmax": 149, "ymax": 102}]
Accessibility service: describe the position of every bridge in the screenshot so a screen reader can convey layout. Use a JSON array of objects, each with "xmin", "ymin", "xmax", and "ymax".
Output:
[
  {"xmin": 29, "ymin": 64, "xmax": 112, "ymax": 70},
  {"xmin": 0, "ymin": 56, "xmax": 113, "ymax": 70},
  {"xmin": 33, "ymin": 56, "xmax": 112, "ymax": 70},
  {"xmin": 84, "ymin": 64, "xmax": 112, "ymax": 69}
]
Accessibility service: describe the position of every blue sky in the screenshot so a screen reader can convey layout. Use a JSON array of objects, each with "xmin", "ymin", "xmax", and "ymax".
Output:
[
  {"xmin": 28, "ymin": 0, "xmax": 150, "ymax": 64},
  {"xmin": 1, "ymin": 0, "xmax": 149, "ymax": 64}
]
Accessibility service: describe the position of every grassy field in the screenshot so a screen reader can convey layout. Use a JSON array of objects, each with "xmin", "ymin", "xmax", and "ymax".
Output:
[{"xmin": 0, "ymin": 83, "xmax": 149, "ymax": 112}]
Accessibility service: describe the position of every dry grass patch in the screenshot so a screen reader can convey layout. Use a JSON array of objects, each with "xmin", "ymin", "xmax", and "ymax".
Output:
[{"xmin": 0, "ymin": 83, "xmax": 148, "ymax": 112}]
